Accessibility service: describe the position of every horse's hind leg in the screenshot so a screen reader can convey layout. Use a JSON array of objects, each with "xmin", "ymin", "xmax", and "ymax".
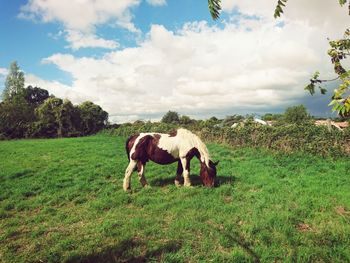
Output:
[
  {"xmin": 137, "ymin": 161, "xmax": 148, "ymax": 187},
  {"xmin": 175, "ymin": 160, "xmax": 183, "ymax": 187},
  {"xmin": 123, "ymin": 160, "xmax": 137, "ymax": 191}
]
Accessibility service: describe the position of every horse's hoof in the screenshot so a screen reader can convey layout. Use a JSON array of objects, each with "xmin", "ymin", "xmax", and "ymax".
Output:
[
  {"xmin": 174, "ymin": 180, "xmax": 181, "ymax": 187},
  {"xmin": 123, "ymin": 185, "xmax": 131, "ymax": 192}
]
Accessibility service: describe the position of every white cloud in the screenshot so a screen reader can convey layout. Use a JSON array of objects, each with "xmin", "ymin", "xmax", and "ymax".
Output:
[
  {"xmin": 19, "ymin": 0, "xmax": 140, "ymax": 32},
  {"xmin": 19, "ymin": 0, "xmax": 141, "ymax": 49},
  {"xmin": 0, "ymin": 68, "xmax": 8, "ymax": 76},
  {"xmin": 23, "ymin": 0, "xmax": 348, "ymax": 122},
  {"xmin": 109, "ymin": 114, "xmax": 141, "ymax": 124},
  {"xmin": 0, "ymin": 68, "xmax": 8, "ymax": 84},
  {"xmin": 25, "ymin": 74, "xmax": 93, "ymax": 104},
  {"xmin": 38, "ymin": 16, "xmax": 337, "ymax": 122},
  {"xmin": 65, "ymin": 30, "xmax": 119, "ymax": 50},
  {"xmin": 146, "ymin": 0, "xmax": 166, "ymax": 6},
  {"xmin": 221, "ymin": 0, "xmax": 349, "ymax": 35}
]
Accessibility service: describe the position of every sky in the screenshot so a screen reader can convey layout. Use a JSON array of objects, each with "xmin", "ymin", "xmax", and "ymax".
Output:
[{"xmin": 0, "ymin": 0, "xmax": 349, "ymax": 123}]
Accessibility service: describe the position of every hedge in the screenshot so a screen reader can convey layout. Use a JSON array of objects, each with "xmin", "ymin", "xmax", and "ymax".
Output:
[{"xmin": 106, "ymin": 121, "xmax": 350, "ymax": 157}]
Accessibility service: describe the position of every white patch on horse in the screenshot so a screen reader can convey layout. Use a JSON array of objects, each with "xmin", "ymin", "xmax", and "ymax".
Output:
[
  {"xmin": 129, "ymin": 133, "xmax": 155, "ymax": 160},
  {"xmin": 158, "ymin": 128, "xmax": 210, "ymax": 167},
  {"xmin": 157, "ymin": 134, "xmax": 180, "ymax": 158}
]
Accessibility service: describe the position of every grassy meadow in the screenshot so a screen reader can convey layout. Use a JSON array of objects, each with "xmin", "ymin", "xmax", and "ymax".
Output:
[{"xmin": 0, "ymin": 135, "xmax": 350, "ymax": 262}]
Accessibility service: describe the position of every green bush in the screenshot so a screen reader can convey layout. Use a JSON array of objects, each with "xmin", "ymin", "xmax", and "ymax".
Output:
[
  {"xmin": 110, "ymin": 121, "xmax": 350, "ymax": 157},
  {"xmin": 283, "ymin": 105, "xmax": 312, "ymax": 124}
]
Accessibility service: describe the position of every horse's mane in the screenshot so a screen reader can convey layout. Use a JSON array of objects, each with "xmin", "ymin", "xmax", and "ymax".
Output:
[{"xmin": 177, "ymin": 128, "xmax": 210, "ymax": 167}]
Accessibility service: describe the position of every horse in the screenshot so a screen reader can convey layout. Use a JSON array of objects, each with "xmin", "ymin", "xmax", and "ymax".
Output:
[{"xmin": 123, "ymin": 128, "xmax": 218, "ymax": 191}]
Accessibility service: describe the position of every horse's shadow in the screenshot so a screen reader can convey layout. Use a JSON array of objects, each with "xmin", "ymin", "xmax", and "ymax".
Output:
[
  {"xmin": 66, "ymin": 238, "xmax": 182, "ymax": 263},
  {"xmin": 151, "ymin": 174, "xmax": 236, "ymax": 187}
]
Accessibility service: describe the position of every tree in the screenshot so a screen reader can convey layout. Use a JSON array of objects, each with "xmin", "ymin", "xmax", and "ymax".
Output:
[
  {"xmin": 161, "ymin": 111, "xmax": 180, "ymax": 124},
  {"xmin": 0, "ymin": 96, "xmax": 35, "ymax": 138},
  {"xmin": 34, "ymin": 98, "xmax": 82, "ymax": 137},
  {"xmin": 59, "ymin": 100, "xmax": 82, "ymax": 137},
  {"xmin": 35, "ymin": 97, "xmax": 64, "ymax": 137},
  {"xmin": 0, "ymin": 62, "xmax": 109, "ymax": 139},
  {"xmin": 22, "ymin": 86, "xmax": 50, "ymax": 106},
  {"xmin": 0, "ymin": 85, "xmax": 52, "ymax": 138},
  {"xmin": 179, "ymin": 115, "xmax": 194, "ymax": 125},
  {"xmin": 208, "ymin": 1, "xmax": 350, "ymax": 117},
  {"xmin": 262, "ymin": 113, "xmax": 284, "ymax": 121},
  {"xmin": 2, "ymin": 61, "xmax": 25, "ymax": 100},
  {"xmin": 283, "ymin": 105, "xmax": 311, "ymax": 124},
  {"xmin": 133, "ymin": 120, "xmax": 145, "ymax": 125},
  {"xmin": 78, "ymin": 101, "xmax": 108, "ymax": 135},
  {"xmin": 201, "ymin": 116, "xmax": 221, "ymax": 128}
]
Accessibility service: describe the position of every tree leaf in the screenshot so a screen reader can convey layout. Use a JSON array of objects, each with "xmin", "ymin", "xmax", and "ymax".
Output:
[{"xmin": 208, "ymin": 0, "xmax": 221, "ymax": 20}]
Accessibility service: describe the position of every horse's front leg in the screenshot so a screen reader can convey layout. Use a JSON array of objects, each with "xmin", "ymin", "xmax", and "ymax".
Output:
[
  {"xmin": 123, "ymin": 160, "xmax": 137, "ymax": 191},
  {"xmin": 137, "ymin": 161, "xmax": 148, "ymax": 187},
  {"xmin": 175, "ymin": 160, "xmax": 183, "ymax": 187},
  {"xmin": 180, "ymin": 157, "xmax": 191, "ymax": 187}
]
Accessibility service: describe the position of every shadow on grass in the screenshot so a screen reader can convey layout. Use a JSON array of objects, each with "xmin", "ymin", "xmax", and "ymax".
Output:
[
  {"xmin": 150, "ymin": 176, "xmax": 177, "ymax": 187},
  {"xmin": 216, "ymin": 175, "xmax": 236, "ymax": 186},
  {"xmin": 223, "ymin": 231, "xmax": 261, "ymax": 263},
  {"xmin": 7, "ymin": 169, "xmax": 35, "ymax": 180},
  {"xmin": 66, "ymin": 238, "xmax": 181, "ymax": 263},
  {"xmin": 150, "ymin": 174, "xmax": 236, "ymax": 187}
]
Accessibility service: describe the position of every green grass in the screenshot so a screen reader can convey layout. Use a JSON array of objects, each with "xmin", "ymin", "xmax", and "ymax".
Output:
[{"xmin": 0, "ymin": 135, "xmax": 349, "ymax": 262}]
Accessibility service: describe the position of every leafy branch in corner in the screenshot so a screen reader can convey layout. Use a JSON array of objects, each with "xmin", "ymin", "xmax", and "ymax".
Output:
[
  {"xmin": 305, "ymin": 28, "xmax": 350, "ymax": 117},
  {"xmin": 208, "ymin": 0, "xmax": 221, "ymax": 20},
  {"xmin": 274, "ymin": 0, "xmax": 288, "ymax": 18},
  {"xmin": 208, "ymin": 0, "xmax": 350, "ymax": 117},
  {"xmin": 278, "ymin": 0, "xmax": 350, "ymax": 116}
]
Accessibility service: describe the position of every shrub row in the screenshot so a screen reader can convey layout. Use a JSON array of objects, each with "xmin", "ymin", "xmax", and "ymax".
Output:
[{"xmin": 107, "ymin": 122, "xmax": 350, "ymax": 157}]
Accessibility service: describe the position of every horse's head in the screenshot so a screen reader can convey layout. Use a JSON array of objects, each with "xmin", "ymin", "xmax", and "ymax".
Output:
[{"xmin": 200, "ymin": 160, "xmax": 219, "ymax": 187}]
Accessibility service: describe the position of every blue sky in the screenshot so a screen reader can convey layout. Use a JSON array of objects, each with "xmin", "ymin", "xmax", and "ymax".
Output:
[
  {"xmin": 0, "ymin": 0, "xmax": 348, "ymax": 122},
  {"xmin": 0, "ymin": 1, "xmax": 230, "ymax": 69},
  {"xmin": 0, "ymin": 0, "xmax": 221, "ymax": 85}
]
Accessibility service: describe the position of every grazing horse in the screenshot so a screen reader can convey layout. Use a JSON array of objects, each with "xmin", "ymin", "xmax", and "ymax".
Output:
[{"xmin": 123, "ymin": 128, "xmax": 218, "ymax": 191}]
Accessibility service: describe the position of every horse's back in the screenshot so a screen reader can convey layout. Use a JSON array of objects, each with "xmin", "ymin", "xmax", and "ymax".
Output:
[{"xmin": 126, "ymin": 133, "xmax": 180, "ymax": 165}]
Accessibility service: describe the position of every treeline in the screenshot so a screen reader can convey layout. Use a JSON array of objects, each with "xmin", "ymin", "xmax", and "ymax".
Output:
[
  {"xmin": 157, "ymin": 105, "xmax": 347, "ymax": 126},
  {"xmin": 0, "ymin": 62, "xmax": 108, "ymax": 139}
]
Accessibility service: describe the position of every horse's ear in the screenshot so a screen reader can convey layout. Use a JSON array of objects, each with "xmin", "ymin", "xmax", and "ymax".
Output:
[{"xmin": 213, "ymin": 161, "xmax": 219, "ymax": 166}]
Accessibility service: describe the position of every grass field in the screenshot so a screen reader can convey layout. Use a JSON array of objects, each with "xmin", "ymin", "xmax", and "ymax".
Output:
[{"xmin": 0, "ymin": 135, "xmax": 350, "ymax": 262}]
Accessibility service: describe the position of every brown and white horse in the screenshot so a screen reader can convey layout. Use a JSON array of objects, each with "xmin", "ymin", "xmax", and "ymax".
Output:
[{"xmin": 123, "ymin": 128, "xmax": 218, "ymax": 191}]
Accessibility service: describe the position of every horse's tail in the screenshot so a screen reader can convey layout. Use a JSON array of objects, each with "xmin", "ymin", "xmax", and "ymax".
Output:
[{"xmin": 125, "ymin": 135, "xmax": 133, "ymax": 161}]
